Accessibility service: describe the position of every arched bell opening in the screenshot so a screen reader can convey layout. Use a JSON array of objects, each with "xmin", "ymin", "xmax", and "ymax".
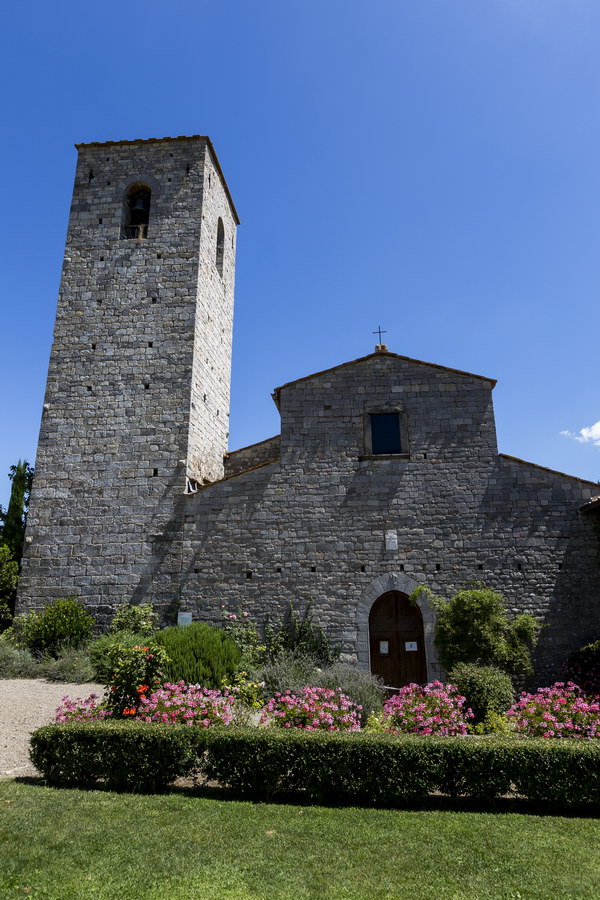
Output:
[
  {"xmin": 368, "ymin": 590, "xmax": 427, "ymax": 689},
  {"xmin": 121, "ymin": 183, "xmax": 151, "ymax": 239}
]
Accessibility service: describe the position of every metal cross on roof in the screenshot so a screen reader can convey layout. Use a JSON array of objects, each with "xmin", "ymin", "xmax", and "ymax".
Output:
[{"xmin": 372, "ymin": 326, "xmax": 387, "ymax": 344}]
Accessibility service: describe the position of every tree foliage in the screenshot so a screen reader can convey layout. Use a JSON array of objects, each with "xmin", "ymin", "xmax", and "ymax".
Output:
[
  {"xmin": 414, "ymin": 584, "xmax": 540, "ymax": 680},
  {"xmin": 0, "ymin": 460, "xmax": 34, "ymax": 564},
  {"xmin": 0, "ymin": 544, "xmax": 19, "ymax": 627}
]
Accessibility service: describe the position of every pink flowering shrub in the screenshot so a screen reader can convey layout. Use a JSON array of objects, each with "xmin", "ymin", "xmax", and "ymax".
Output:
[
  {"xmin": 259, "ymin": 686, "xmax": 361, "ymax": 731},
  {"xmin": 135, "ymin": 681, "xmax": 235, "ymax": 726},
  {"xmin": 507, "ymin": 682, "xmax": 600, "ymax": 739},
  {"xmin": 55, "ymin": 694, "xmax": 112, "ymax": 723},
  {"xmin": 381, "ymin": 681, "xmax": 473, "ymax": 736}
]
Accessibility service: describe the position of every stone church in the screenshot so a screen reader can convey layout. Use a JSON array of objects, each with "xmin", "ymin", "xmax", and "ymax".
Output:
[{"xmin": 17, "ymin": 135, "xmax": 600, "ymax": 685}]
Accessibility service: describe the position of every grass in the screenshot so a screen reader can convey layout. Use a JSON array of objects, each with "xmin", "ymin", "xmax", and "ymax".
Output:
[{"xmin": 0, "ymin": 781, "xmax": 599, "ymax": 899}]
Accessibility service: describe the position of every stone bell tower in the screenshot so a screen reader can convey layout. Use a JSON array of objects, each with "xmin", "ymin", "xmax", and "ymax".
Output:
[{"xmin": 17, "ymin": 136, "xmax": 239, "ymax": 619}]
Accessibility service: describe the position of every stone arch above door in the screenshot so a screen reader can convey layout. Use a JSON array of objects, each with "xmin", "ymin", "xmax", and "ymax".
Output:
[{"xmin": 356, "ymin": 572, "xmax": 443, "ymax": 682}]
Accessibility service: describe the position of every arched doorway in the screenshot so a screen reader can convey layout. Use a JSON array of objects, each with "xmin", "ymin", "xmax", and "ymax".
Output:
[{"xmin": 369, "ymin": 591, "xmax": 426, "ymax": 688}]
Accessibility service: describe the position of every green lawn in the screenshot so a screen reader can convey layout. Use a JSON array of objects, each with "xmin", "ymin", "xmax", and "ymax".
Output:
[{"xmin": 0, "ymin": 781, "xmax": 598, "ymax": 900}]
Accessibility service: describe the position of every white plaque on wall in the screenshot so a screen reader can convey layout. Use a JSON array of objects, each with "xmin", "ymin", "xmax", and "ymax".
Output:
[
  {"xmin": 405, "ymin": 641, "xmax": 418, "ymax": 652},
  {"xmin": 385, "ymin": 530, "xmax": 398, "ymax": 551},
  {"xmin": 379, "ymin": 641, "xmax": 389, "ymax": 655}
]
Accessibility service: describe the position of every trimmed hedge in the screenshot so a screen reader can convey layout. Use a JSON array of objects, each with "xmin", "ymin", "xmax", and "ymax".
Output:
[
  {"xmin": 30, "ymin": 723, "xmax": 196, "ymax": 791},
  {"xmin": 154, "ymin": 622, "xmax": 240, "ymax": 687},
  {"xmin": 30, "ymin": 725, "xmax": 600, "ymax": 805}
]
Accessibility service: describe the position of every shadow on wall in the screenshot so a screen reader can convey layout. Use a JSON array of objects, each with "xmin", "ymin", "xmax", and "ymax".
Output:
[
  {"xmin": 476, "ymin": 458, "xmax": 600, "ymax": 683},
  {"xmin": 177, "ymin": 463, "xmax": 280, "ymax": 618},
  {"xmin": 126, "ymin": 468, "xmax": 188, "ymax": 624}
]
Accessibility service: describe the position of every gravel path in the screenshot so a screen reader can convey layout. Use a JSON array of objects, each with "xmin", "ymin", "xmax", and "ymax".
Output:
[{"xmin": 0, "ymin": 679, "xmax": 103, "ymax": 778}]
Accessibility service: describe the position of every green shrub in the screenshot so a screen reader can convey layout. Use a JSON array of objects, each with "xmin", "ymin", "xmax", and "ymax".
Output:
[
  {"xmin": 200, "ymin": 730, "xmax": 600, "ymax": 805},
  {"xmin": 0, "ymin": 642, "xmax": 38, "ymax": 678},
  {"xmin": 0, "ymin": 544, "xmax": 19, "ymax": 626},
  {"xmin": 264, "ymin": 601, "xmax": 340, "ymax": 666},
  {"xmin": 221, "ymin": 603, "xmax": 340, "ymax": 670},
  {"xmin": 220, "ymin": 607, "xmax": 266, "ymax": 669},
  {"xmin": 310, "ymin": 663, "xmax": 386, "ymax": 724},
  {"xmin": 38, "ymin": 648, "xmax": 95, "ymax": 683},
  {"xmin": 224, "ymin": 671, "xmax": 266, "ymax": 712},
  {"xmin": 471, "ymin": 711, "xmax": 515, "ymax": 736},
  {"xmin": 418, "ymin": 585, "xmax": 540, "ymax": 680},
  {"xmin": 109, "ymin": 603, "xmax": 158, "ymax": 637},
  {"xmin": 13, "ymin": 597, "xmax": 95, "ymax": 657},
  {"xmin": 448, "ymin": 663, "xmax": 514, "ymax": 725},
  {"xmin": 105, "ymin": 642, "xmax": 170, "ymax": 716},
  {"xmin": 257, "ymin": 653, "xmax": 385, "ymax": 725},
  {"xmin": 89, "ymin": 631, "xmax": 148, "ymax": 684},
  {"xmin": 30, "ymin": 723, "xmax": 196, "ymax": 791},
  {"xmin": 563, "ymin": 640, "xmax": 600, "ymax": 696},
  {"xmin": 259, "ymin": 650, "xmax": 321, "ymax": 696},
  {"xmin": 154, "ymin": 622, "xmax": 240, "ymax": 688},
  {"xmin": 30, "ymin": 725, "xmax": 600, "ymax": 805}
]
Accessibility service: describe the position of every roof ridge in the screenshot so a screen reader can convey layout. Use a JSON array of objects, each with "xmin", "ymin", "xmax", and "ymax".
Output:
[
  {"xmin": 272, "ymin": 350, "xmax": 496, "ymax": 405},
  {"xmin": 499, "ymin": 453, "xmax": 600, "ymax": 488},
  {"xmin": 199, "ymin": 456, "xmax": 279, "ymax": 489},
  {"xmin": 225, "ymin": 435, "xmax": 280, "ymax": 457}
]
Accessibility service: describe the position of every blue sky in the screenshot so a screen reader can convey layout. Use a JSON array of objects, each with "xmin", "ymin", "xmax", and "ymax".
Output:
[{"xmin": 1, "ymin": 0, "xmax": 599, "ymax": 508}]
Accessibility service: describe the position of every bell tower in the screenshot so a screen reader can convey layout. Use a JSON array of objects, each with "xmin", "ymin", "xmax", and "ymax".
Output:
[{"xmin": 17, "ymin": 136, "xmax": 239, "ymax": 619}]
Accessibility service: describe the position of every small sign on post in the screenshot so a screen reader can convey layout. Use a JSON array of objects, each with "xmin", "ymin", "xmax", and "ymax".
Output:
[{"xmin": 177, "ymin": 611, "xmax": 192, "ymax": 627}]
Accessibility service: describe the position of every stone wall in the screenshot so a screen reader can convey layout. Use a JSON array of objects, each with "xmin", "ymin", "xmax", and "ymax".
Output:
[
  {"xmin": 16, "ymin": 134, "xmax": 600, "ymax": 684},
  {"xmin": 224, "ymin": 436, "xmax": 281, "ymax": 477},
  {"xmin": 17, "ymin": 136, "xmax": 238, "ymax": 621},
  {"xmin": 178, "ymin": 351, "xmax": 600, "ymax": 682}
]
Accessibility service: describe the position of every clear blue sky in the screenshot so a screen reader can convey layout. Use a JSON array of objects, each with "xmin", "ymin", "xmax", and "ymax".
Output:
[{"xmin": 1, "ymin": 0, "xmax": 599, "ymax": 508}]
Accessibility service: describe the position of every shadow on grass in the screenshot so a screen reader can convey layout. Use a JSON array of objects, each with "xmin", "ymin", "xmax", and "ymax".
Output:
[{"xmin": 12, "ymin": 775, "xmax": 600, "ymax": 819}]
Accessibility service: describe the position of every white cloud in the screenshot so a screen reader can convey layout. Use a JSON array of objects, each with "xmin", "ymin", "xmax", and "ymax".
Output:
[{"xmin": 561, "ymin": 421, "xmax": 600, "ymax": 447}]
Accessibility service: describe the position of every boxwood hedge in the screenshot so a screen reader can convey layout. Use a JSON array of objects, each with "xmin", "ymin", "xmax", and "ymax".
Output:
[
  {"xmin": 30, "ymin": 723, "xmax": 197, "ymax": 791},
  {"xmin": 29, "ymin": 725, "xmax": 600, "ymax": 805}
]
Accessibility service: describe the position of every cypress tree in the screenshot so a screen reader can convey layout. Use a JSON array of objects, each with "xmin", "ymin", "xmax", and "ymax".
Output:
[{"xmin": 1, "ymin": 460, "xmax": 33, "ymax": 564}]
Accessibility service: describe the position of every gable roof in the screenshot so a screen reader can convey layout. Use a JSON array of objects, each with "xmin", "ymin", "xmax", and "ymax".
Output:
[{"xmin": 272, "ymin": 349, "xmax": 496, "ymax": 407}]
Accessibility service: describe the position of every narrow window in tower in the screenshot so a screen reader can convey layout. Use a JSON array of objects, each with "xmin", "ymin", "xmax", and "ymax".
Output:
[
  {"xmin": 216, "ymin": 218, "xmax": 225, "ymax": 277},
  {"xmin": 120, "ymin": 183, "xmax": 151, "ymax": 240},
  {"xmin": 370, "ymin": 413, "xmax": 402, "ymax": 454}
]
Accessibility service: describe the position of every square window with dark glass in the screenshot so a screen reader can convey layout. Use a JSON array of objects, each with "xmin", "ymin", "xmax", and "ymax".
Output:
[{"xmin": 370, "ymin": 413, "xmax": 402, "ymax": 455}]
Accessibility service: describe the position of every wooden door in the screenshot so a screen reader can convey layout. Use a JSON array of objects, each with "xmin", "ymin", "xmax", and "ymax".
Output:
[{"xmin": 369, "ymin": 591, "xmax": 426, "ymax": 688}]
